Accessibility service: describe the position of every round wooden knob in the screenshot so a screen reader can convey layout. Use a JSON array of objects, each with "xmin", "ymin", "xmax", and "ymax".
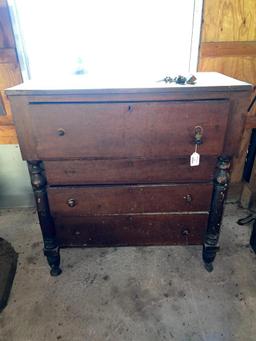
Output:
[
  {"xmin": 184, "ymin": 194, "xmax": 193, "ymax": 203},
  {"xmin": 57, "ymin": 128, "xmax": 65, "ymax": 136},
  {"xmin": 67, "ymin": 198, "xmax": 76, "ymax": 207}
]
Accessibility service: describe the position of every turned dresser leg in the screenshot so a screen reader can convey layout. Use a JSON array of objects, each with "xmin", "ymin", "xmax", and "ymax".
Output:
[
  {"xmin": 28, "ymin": 161, "xmax": 62, "ymax": 276},
  {"xmin": 203, "ymin": 156, "xmax": 231, "ymax": 272}
]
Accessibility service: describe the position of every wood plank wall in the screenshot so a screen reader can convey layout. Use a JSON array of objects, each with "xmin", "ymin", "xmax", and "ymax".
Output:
[
  {"xmin": 198, "ymin": 0, "xmax": 256, "ymax": 183},
  {"xmin": 0, "ymin": 0, "xmax": 22, "ymax": 144}
]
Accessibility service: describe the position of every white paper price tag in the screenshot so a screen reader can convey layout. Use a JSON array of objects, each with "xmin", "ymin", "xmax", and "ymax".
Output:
[{"xmin": 190, "ymin": 152, "xmax": 200, "ymax": 167}]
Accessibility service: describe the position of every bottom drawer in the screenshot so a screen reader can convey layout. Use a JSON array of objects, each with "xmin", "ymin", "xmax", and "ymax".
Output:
[{"xmin": 54, "ymin": 214, "xmax": 208, "ymax": 247}]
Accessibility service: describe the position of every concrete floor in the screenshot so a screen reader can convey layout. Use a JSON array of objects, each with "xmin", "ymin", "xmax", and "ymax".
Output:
[{"xmin": 0, "ymin": 204, "xmax": 256, "ymax": 341}]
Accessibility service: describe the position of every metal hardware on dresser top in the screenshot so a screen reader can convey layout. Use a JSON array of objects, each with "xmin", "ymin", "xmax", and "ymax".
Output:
[{"xmin": 6, "ymin": 72, "xmax": 253, "ymax": 276}]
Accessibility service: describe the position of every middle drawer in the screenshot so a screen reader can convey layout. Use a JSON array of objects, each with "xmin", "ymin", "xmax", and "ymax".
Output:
[
  {"xmin": 48, "ymin": 183, "xmax": 212, "ymax": 216},
  {"xmin": 45, "ymin": 156, "xmax": 217, "ymax": 185}
]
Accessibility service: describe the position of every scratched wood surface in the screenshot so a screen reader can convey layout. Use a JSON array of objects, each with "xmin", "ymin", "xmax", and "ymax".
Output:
[
  {"xmin": 48, "ymin": 183, "xmax": 213, "ymax": 216},
  {"xmin": 54, "ymin": 214, "xmax": 208, "ymax": 246}
]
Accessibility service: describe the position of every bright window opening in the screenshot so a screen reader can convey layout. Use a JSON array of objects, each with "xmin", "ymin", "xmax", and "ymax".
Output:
[{"xmin": 8, "ymin": 0, "xmax": 202, "ymax": 82}]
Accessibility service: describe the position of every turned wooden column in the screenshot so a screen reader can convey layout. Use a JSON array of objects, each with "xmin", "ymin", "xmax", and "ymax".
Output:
[
  {"xmin": 28, "ymin": 161, "xmax": 62, "ymax": 276},
  {"xmin": 203, "ymin": 155, "xmax": 231, "ymax": 272}
]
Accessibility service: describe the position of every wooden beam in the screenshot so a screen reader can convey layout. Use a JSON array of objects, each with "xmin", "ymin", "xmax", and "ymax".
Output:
[{"xmin": 200, "ymin": 41, "xmax": 256, "ymax": 58}]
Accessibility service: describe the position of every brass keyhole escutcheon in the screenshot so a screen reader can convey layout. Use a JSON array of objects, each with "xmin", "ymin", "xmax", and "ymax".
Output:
[
  {"xmin": 57, "ymin": 128, "xmax": 65, "ymax": 136},
  {"xmin": 67, "ymin": 198, "xmax": 77, "ymax": 207},
  {"xmin": 184, "ymin": 194, "xmax": 193, "ymax": 203},
  {"xmin": 181, "ymin": 229, "xmax": 190, "ymax": 236},
  {"xmin": 181, "ymin": 228, "xmax": 190, "ymax": 246},
  {"xmin": 194, "ymin": 125, "xmax": 203, "ymax": 145}
]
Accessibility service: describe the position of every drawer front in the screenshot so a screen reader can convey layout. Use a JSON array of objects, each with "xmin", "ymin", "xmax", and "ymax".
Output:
[
  {"xmin": 45, "ymin": 156, "xmax": 217, "ymax": 185},
  {"xmin": 48, "ymin": 183, "xmax": 212, "ymax": 216},
  {"xmin": 29, "ymin": 100, "xmax": 229, "ymax": 159},
  {"xmin": 54, "ymin": 214, "xmax": 208, "ymax": 246}
]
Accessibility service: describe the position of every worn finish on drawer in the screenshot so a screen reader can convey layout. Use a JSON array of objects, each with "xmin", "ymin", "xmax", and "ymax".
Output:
[
  {"xmin": 29, "ymin": 100, "xmax": 229, "ymax": 159},
  {"xmin": 48, "ymin": 183, "xmax": 212, "ymax": 216},
  {"xmin": 45, "ymin": 156, "xmax": 217, "ymax": 185},
  {"xmin": 54, "ymin": 214, "xmax": 208, "ymax": 247}
]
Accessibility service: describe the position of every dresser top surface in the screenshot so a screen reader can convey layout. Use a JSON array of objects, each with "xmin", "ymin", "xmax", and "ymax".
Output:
[{"xmin": 6, "ymin": 72, "xmax": 253, "ymax": 96}]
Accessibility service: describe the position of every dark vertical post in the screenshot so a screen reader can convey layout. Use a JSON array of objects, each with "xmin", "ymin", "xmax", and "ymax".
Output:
[
  {"xmin": 203, "ymin": 156, "xmax": 231, "ymax": 272},
  {"xmin": 28, "ymin": 160, "xmax": 62, "ymax": 276},
  {"xmin": 250, "ymin": 221, "xmax": 256, "ymax": 253}
]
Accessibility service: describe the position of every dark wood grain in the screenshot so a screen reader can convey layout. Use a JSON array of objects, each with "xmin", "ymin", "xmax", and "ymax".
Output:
[
  {"xmin": 54, "ymin": 214, "xmax": 208, "ymax": 247},
  {"xmin": 7, "ymin": 89, "xmax": 252, "ymax": 161},
  {"xmin": 223, "ymin": 91, "xmax": 252, "ymax": 160},
  {"xmin": 26, "ymin": 90, "xmax": 243, "ymax": 104},
  {"xmin": 9, "ymin": 96, "xmax": 37, "ymax": 159},
  {"xmin": 27, "ymin": 161, "xmax": 62, "ymax": 276},
  {"xmin": 48, "ymin": 183, "xmax": 212, "ymax": 216},
  {"xmin": 45, "ymin": 156, "xmax": 217, "ymax": 185},
  {"xmin": 5, "ymin": 75, "xmax": 254, "ymax": 270},
  {"xmin": 29, "ymin": 100, "xmax": 229, "ymax": 159}
]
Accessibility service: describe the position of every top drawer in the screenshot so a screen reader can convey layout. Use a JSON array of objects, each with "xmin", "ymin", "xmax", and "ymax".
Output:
[{"xmin": 26, "ymin": 99, "xmax": 229, "ymax": 159}]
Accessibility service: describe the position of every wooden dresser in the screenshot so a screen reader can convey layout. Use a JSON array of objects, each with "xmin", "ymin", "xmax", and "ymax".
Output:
[{"xmin": 6, "ymin": 73, "xmax": 252, "ymax": 276}]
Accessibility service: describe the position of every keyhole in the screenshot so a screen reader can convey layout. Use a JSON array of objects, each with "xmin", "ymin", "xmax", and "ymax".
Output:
[
  {"xmin": 194, "ymin": 125, "xmax": 203, "ymax": 145},
  {"xmin": 181, "ymin": 228, "xmax": 190, "ymax": 245}
]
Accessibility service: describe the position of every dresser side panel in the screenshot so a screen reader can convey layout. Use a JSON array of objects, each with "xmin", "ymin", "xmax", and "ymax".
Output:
[{"xmin": 8, "ymin": 95, "xmax": 38, "ymax": 160}]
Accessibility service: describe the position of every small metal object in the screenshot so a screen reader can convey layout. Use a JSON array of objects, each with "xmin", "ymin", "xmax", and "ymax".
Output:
[
  {"xmin": 184, "ymin": 194, "xmax": 193, "ymax": 203},
  {"xmin": 194, "ymin": 125, "xmax": 203, "ymax": 145},
  {"xmin": 67, "ymin": 198, "xmax": 77, "ymax": 207},
  {"xmin": 157, "ymin": 76, "xmax": 173, "ymax": 83},
  {"xmin": 174, "ymin": 75, "xmax": 186, "ymax": 84},
  {"xmin": 157, "ymin": 74, "xmax": 197, "ymax": 85},
  {"xmin": 158, "ymin": 76, "xmax": 174, "ymax": 83},
  {"xmin": 57, "ymin": 128, "xmax": 65, "ymax": 136},
  {"xmin": 181, "ymin": 229, "xmax": 190, "ymax": 236},
  {"xmin": 186, "ymin": 75, "xmax": 197, "ymax": 85},
  {"xmin": 163, "ymin": 76, "xmax": 173, "ymax": 83}
]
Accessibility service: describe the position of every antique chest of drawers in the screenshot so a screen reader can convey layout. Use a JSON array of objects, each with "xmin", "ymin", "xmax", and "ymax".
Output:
[{"xmin": 6, "ymin": 72, "xmax": 252, "ymax": 275}]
